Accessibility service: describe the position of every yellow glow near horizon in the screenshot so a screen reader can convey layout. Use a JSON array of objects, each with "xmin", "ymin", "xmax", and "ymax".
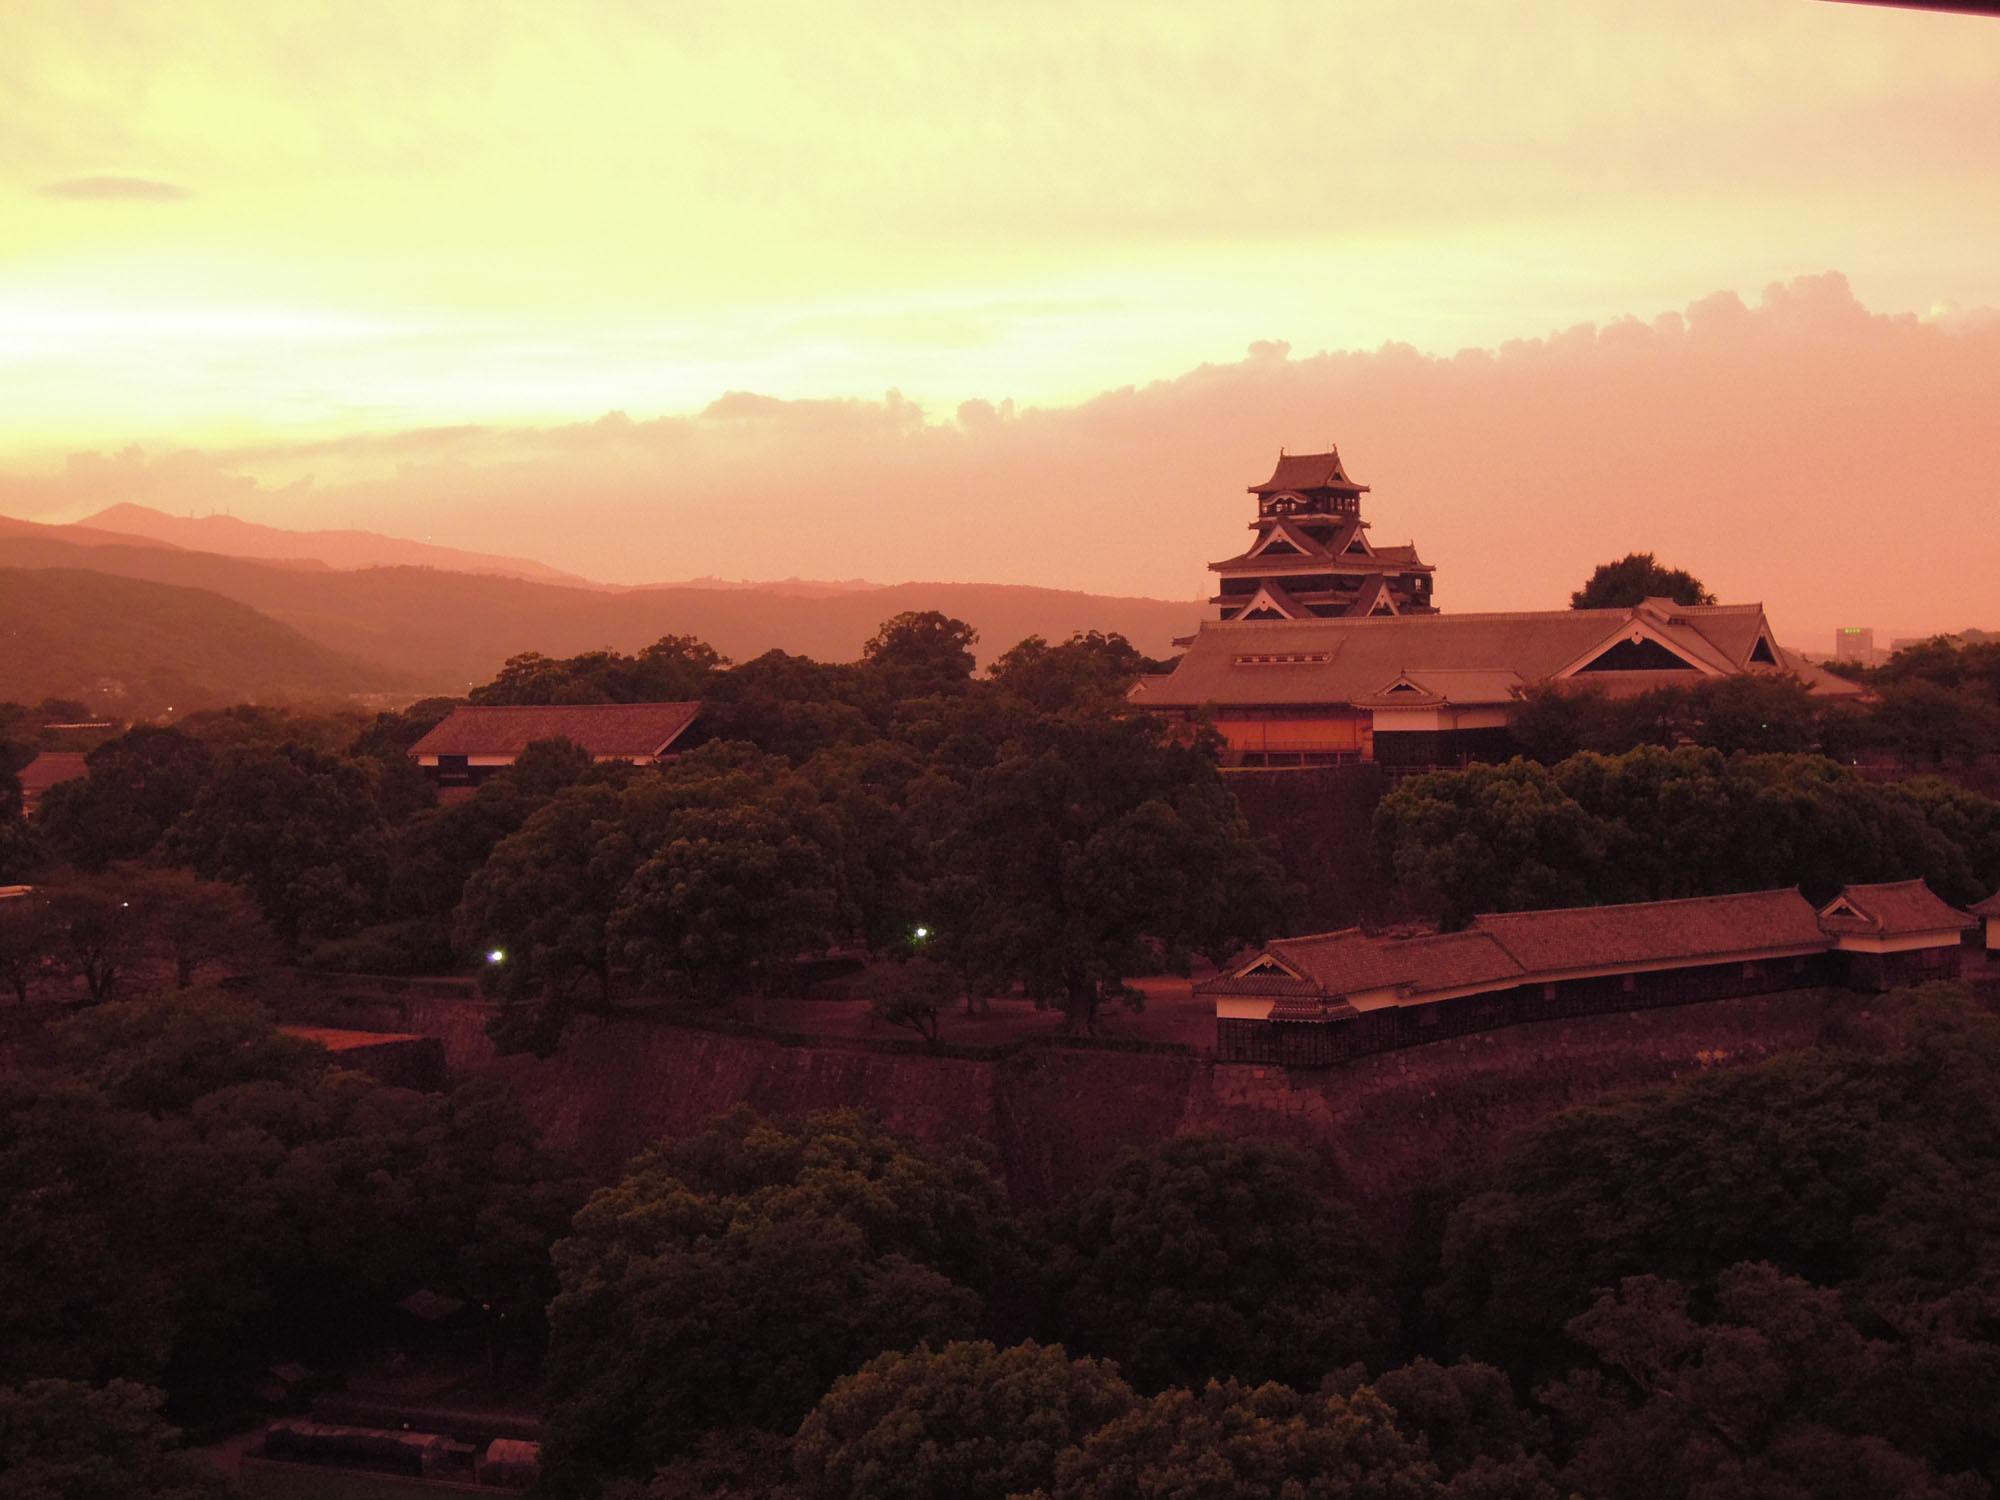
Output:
[{"xmin": 4, "ymin": 0, "xmax": 1999, "ymax": 458}]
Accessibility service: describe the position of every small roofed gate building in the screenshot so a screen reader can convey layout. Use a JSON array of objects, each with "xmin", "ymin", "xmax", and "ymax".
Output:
[
  {"xmin": 1203, "ymin": 880, "xmax": 1974, "ymax": 1067},
  {"xmin": 408, "ymin": 701, "xmax": 701, "ymax": 787},
  {"xmin": 1973, "ymin": 890, "xmax": 2000, "ymax": 954},
  {"xmin": 1132, "ymin": 597, "xmax": 1861, "ymax": 769},
  {"xmin": 1211, "ymin": 447, "xmax": 1437, "ymax": 625}
]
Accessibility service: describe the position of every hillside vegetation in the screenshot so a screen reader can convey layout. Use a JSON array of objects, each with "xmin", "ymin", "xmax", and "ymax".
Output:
[
  {"xmin": 0, "ymin": 567, "xmax": 402, "ymax": 712},
  {"xmin": 0, "ymin": 526, "xmax": 1199, "ymax": 688}
]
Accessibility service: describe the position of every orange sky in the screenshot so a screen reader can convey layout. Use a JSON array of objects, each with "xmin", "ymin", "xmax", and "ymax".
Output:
[{"xmin": 4, "ymin": 1, "xmax": 1999, "ymax": 640}]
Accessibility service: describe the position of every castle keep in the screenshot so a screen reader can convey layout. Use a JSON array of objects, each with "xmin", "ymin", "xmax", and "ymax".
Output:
[{"xmin": 1134, "ymin": 443, "xmax": 1860, "ymax": 768}]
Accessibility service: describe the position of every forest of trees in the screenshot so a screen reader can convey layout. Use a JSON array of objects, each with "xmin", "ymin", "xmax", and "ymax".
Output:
[
  {"xmin": 6, "ymin": 982, "xmax": 1995, "ymax": 1498},
  {"xmin": 6, "ymin": 618, "xmax": 2000, "ymax": 1039},
  {"xmin": 1, "ymin": 618, "xmax": 1290, "ymax": 1046},
  {"xmin": 5, "ymin": 612, "xmax": 2000, "ymax": 1496}
]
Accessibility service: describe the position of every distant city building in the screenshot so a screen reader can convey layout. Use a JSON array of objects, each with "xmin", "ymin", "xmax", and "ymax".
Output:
[
  {"xmin": 408, "ymin": 701, "xmax": 701, "ymax": 787},
  {"xmin": 1834, "ymin": 626, "xmax": 1876, "ymax": 664},
  {"xmin": 1203, "ymin": 880, "xmax": 1975, "ymax": 1065},
  {"xmin": 1209, "ymin": 448, "xmax": 1436, "ymax": 621}
]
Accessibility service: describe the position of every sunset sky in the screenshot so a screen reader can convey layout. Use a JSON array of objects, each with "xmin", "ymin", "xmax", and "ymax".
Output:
[{"xmin": 5, "ymin": 1, "xmax": 1999, "ymax": 641}]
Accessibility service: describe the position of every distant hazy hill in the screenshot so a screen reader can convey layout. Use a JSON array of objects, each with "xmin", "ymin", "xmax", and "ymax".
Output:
[
  {"xmin": 0, "ymin": 567, "xmax": 406, "ymax": 712},
  {"xmin": 76, "ymin": 503, "xmax": 593, "ymax": 585},
  {"xmin": 0, "ymin": 525, "xmax": 1201, "ymax": 691}
]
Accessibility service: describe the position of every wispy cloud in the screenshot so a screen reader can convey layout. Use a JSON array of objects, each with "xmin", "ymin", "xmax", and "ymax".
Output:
[{"xmin": 37, "ymin": 174, "xmax": 191, "ymax": 202}]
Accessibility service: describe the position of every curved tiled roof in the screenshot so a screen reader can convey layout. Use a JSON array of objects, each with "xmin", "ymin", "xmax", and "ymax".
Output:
[
  {"xmin": 409, "ymin": 701, "xmax": 701, "ymax": 759},
  {"xmin": 1250, "ymin": 450, "xmax": 1369, "ymax": 495},
  {"xmin": 1472, "ymin": 889, "xmax": 1826, "ymax": 972},
  {"xmin": 1206, "ymin": 888, "xmax": 1838, "ymax": 1009}
]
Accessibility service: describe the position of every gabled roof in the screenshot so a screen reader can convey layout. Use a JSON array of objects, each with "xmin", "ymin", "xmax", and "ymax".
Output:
[
  {"xmin": 1247, "ymin": 520, "xmax": 1330, "ymax": 560},
  {"xmin": 1225, "ymin": 581, "xmax": 1308, "ymax": 621},
  {"xmin": 1250, "ymin": 449, "xmax": 1369, "ymax": 495},
  {"xmin": 1345, "ymin": 576, "xmax": 1396, "ymax": 617},
  {"xmin": 1473, "ymin": 888, "xmax": 1827, "ymax": 972},
  {"xmin": 1128, "ymin": 602, "xmax": 1840, "ymax": 711},
  {"xmin": 1817, "ymin": 880, "xmax": 1974, "ymax": 937},
  {"xmin": 1969, "ymin": 890, "xmax": 2000, "ymax": 919},
  {"xmin": 1203, "ymin": 925, "xmax": 1527, "ymax": 1001},
  {"xmin": 1357, "ymin": 669, "xmax": 1525, "ymax": 708},
  {"xmin": 409, "ymin": 702, "xmax": 701, "ymax": 759}
]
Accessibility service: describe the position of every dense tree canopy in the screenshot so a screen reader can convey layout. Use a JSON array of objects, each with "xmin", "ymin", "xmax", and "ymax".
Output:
[
  {"xmin": 794, "ymin": 1340, "xmax": 1135, "ymax": 1500},
  {"xmin": 1570, "ymin": 553, "xmax": 1716, "ymax": 610},
  {"xmin": 0, "ymin": 1379, "xmax": 231, "ymax": 1500},
  {"xmin": 469, "ymin": 635, "xmax": 730, "ymax": 707},
  {"xmin": 164, "ymin": 743, "xmax": 390, "ymax": 953},
  {"xmin": 34, "ymin": 726, "xmax": 212, "ymax": 870},
  {"xmin": 985, "ymin": 630, "xmax": 1171, "ymax": 714},
  {"xmin": 1031, "ymin": 1381, "xmax": 1455, "ymax": 1500},
  {"xmin": 930, "ymin": 713, "xmax": 1296, "ymax": 1030},
  {"xmin": 1043, "ymin": 1133, "xmax": 1393, "ymax": 1393},
  {"xmin": 0, "ymin": 992, "xmax": 583, "ymax": 1419},
  {"xmin": 1376, "ymin": 746, "xmax": 1999, "ymax": 926},
  {"xmin": 540, "ymin": 1109, "xmax": 1019, "ymax": 1493},
  {"xmin": 1427, "ymin": 986, "xmax": 2000, "ymax": 1382},
  {"xmin": 1540, "ymin": 1266, "xmax": 1991, "ymax": 1499}
]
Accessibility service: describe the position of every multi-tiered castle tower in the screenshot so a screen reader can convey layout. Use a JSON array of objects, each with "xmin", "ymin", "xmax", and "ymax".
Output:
[{"xmin": 1209, "ymin": 447, "xmax": 1436, "ymax": 620}]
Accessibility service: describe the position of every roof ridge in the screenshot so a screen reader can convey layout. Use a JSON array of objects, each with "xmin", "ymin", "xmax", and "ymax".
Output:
[
  {"xmin": 1473, "ymin": 886, "xmax": 1807, "ymax": 922},
  {"xmin": 457, "ymin": 699, "xmax": 702, "ymax": 711},
  {"xmin": 1271, "ymin": 926, "xmax": 1369, "ymax": 945}
]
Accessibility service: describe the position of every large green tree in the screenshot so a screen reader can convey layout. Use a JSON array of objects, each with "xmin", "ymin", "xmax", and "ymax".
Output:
[
  {"xmin": 794, "ymin": 1340, "xmax": 1135, "ymax": 1500},
  {"xmin": 861, "ymin": 611, "xmax": 978, "ymax": 699},
  {"xmin": 163, "ymin": 744, "xmax": 390, "ymax": 953},
  {"xmin": 1372, "ymin": 758, "xmax": 1609, "ymax": 927},
  {"xmin": 34, "ymin": 727, "xmax": 212, "ymax": 870},
  {"xmin": 1030, "ymin": 1381, "xmax": 1453, "ymax": 1500},
  {"xmin": 1570, "ymin": 552, "xmax": 1716, "ymax": 610},
  {"xmin": 540, "ymin": 1109, "xmax": 1016, "ymax": 1493},
  {"xmin": 1043, "ymin": 1133, "xmax": 1392, "ymax": 1394},
  {"xmin": 986, "ymin": 631, "xmax": 1172, "ymax": 715},
  {"xmin": 610, "ymin": 799, "xmax": 842, "ymax": 999},
  {"xmin": 455, "ymin": 777, "xmax": 647, "ymax": 1022},
  {"xmin": 469, "ymin": 635, "xmax": 728, "ymax": 706},
  {"xmin": 0, "ymin": 1380, "xmax": 231, "ymax": 1500},
  {"xmin": 1540, "ymin": 1266, "xmax": 1991, "ymax": 1499},
  {"xmin": 930, "ymin": 713, "xmax": 1296, "ymax": 1030}
]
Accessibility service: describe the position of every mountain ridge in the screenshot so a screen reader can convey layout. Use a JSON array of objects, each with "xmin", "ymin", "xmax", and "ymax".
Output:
[
  {"xmin": 0, "ymin": 519, "xmax": 1203, "ymax": 694},
  {"xmin": 76, "ymin": 502, "xmax": 597, "ymax": 585}
]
